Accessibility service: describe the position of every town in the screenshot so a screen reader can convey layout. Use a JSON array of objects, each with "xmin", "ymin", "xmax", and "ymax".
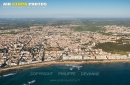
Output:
[{"xmin": 0, "ymin": 20, "xmax": 130, "ymax": 68}]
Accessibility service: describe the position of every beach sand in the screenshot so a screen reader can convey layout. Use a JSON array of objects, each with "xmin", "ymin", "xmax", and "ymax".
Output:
[{"xmin": 0, "ymin": 60, "xmax": 130, "ymax": 74}]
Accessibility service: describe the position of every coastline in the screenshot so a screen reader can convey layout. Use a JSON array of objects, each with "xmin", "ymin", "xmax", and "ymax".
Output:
[{"xmin": 0, "ymin": 60, "xmax": 130, "ymax": 74}]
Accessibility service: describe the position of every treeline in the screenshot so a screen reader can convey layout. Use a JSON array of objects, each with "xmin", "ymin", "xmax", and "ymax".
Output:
[
  {"xmin": 0, "ymin": 18, "xmax": 50, "ymax": 30},
  {"xmin": 80, "ymin": 18, "xmax": 130, "ymax": 27},
  {"xmin": 73, "ymin": 26, "xmax": 103, "ymax": 32},
  {"xmin": 0, "ymin": 18, "xmax": 130, "ymax": 30}
]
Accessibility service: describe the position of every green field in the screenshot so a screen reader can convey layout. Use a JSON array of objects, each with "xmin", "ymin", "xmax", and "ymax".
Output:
[{"xmin": 93, "ymin": 42, "xmax": 130, "ymax": 55}]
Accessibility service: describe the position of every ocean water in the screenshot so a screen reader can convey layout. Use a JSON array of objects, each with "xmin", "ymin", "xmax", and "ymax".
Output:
[{"xmin": 0, "ymin": 62, "xmax": 130, "ymax": 85}]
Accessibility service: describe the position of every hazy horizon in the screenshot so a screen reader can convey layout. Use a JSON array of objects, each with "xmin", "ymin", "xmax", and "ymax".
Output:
[{"xmin": 0, "ymin": 0, "xmax": 130, "ymax": 18}]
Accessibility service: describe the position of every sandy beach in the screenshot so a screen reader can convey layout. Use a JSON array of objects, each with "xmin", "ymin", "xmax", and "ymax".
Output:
[{"xmin": 0, "ymin": 60, "xmax": 130, "ymax": 74}]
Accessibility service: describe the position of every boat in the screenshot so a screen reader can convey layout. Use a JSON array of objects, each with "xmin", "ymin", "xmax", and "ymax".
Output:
[
  {"xmin": 70, "ymin": 67, "xmax": 73, "ymax": 70},
  {"xmin": 22, "ymin": 84, "xmax": 27, "ymax": 85},
  {"xmin": 28, "ymin": 80, "xmax": 36, "ymax": 84}
]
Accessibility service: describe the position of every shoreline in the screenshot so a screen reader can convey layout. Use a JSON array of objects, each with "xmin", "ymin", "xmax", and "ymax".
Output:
[{"xmin": 0, "ymin": 60, "xmax": 130, "ymax": 74}]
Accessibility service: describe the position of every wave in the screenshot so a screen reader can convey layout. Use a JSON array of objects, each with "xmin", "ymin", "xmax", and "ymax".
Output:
[
  {"xmin": 30, "ymin": 67, "xmax": 39, "ymax": 69},
  {"xmin": 2, "ymin": 73, "xmax": 16, "ymax": 77},
  {"xmin": 65, "ymin": 64, "xmax": 82, "ymax": 70}
]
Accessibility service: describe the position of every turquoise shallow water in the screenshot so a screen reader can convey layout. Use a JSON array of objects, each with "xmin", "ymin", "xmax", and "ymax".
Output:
[{"xmin": 0, "ymin": 62, "xmax": 130, "ymax": 85}]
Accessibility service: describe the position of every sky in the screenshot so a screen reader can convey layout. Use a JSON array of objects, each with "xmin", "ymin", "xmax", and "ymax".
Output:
[{"xmin": 0, "ymin": 0, "xmax": 130, "ymax": 18}]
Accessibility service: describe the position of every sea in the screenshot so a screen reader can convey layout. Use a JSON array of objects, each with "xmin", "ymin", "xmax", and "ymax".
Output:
[{"xmin": 0, "ymin": 62, "xmax": 130, "ymax": 85}]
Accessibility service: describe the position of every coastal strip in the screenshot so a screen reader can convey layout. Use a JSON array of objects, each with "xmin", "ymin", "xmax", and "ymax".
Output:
[{"xmin": 0, "ymin": 60, "xmax": 130, "ymax": 75}]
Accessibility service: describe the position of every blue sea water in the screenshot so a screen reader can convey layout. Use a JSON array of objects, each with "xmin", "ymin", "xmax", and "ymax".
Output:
[{"xmin": 0, "ymin": 62, "xmax": 130, "ymax": 85}]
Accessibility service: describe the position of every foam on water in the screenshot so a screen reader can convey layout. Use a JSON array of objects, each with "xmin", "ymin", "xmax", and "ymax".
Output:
[{"xmin": 2, "ymin": 73, "xmax": 16, "ymax": 77}]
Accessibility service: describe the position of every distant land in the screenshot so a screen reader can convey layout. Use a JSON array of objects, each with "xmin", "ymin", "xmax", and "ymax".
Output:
[{"xmin": 0, "ymin": 18, "xmax": 130, "ymax": 73}]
